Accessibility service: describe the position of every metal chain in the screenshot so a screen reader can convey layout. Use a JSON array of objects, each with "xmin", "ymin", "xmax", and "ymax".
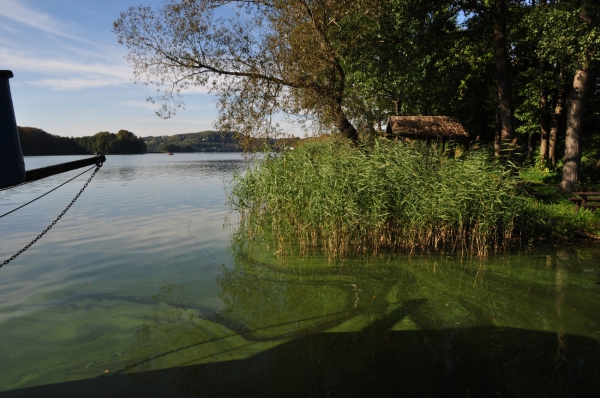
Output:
[
  {"xmin": 0, "ymin": 178, "xmax": 34, "ymax": 192},
  {"xmin": 1, "ymin": 163, "xmax": 102, "ymax": 269},
  {"xmin": 0, "ymin": 165, "xmax": 96, "ymax": 220}
]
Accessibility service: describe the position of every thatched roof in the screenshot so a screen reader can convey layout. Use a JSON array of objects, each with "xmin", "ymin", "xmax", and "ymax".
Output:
[{"xmin": 385, "ymin": 116, "xmax": 468, "ymax": 139}]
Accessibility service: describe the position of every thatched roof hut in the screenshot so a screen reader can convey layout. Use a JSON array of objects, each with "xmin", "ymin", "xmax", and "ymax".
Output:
[{"xmin": 385, "ymin": 116, "xmax": 468, "ymax": 140}]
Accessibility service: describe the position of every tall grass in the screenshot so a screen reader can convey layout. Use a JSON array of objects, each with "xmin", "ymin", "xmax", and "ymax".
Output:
[{"xmin": 228, "ymin": 137, "xmax": 591, "ymax": 257}]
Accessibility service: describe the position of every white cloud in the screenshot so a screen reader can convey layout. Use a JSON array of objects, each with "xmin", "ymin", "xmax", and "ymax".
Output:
[
  {"xmin": 0, "ymin": 47, "xmax": 130, "ymax": 77},
  {"xmin": 0, "ymin": 0, "xmax": 221, "ymax": 134},
  {"xmin": 0, "ymin": 1, "xmax": 134, "ymax": 91},
  {"xmin": 119, "ymin": 100, "xmax": 158, "ymax": 109},
  {"xmin": 0, "ymin": 46, "xmax": 133, "ymax": 91},
  {"xmin": 0, "ymin": 0, "xmax": 82, "ymax": 41},
  {"xmin": 29, "ymin": 77, "xmax": 128, "ymax": 91}
]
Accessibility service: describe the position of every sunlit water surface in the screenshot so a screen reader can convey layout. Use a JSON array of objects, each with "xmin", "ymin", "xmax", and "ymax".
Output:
[{"xmin": 0, "ymin": 153, "xmax": 599, "ymax": 397}]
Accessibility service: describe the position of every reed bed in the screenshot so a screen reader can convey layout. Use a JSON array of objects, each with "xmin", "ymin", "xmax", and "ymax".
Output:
[{"xmin": 228, "ymin": 137, "xmax": 571, "ymax": 257}]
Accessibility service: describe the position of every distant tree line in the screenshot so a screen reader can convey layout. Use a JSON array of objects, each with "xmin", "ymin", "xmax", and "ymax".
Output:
[
  {"xmin": 17, "ymin": 127, "xmax": 147, "ymax": 155},
  {"xmin": 143, "ymin": 131, "xmax": 243, "ymax": 152},
  {"xmin": 18, "ymin": 127, "xmax": 88, "ymax": 156},
  {"xmin": 75, "ymin": 130, "xmax": 147, "ymax": 154}
]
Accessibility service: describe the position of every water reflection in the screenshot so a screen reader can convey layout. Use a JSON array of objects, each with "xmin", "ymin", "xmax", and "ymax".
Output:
[
  {"xmin": 5, "ymin": 244, "xmax": 600, "ymax": 397},
  {"xmin": 2, "ymin": 153, "xmax": 599, "ymax": 396},
  {"xmin": 96, "ymin": 160, "xmax": 246, "ymax": 183},
  {"xmin": 106, "ymin": 245, "xmax": 600, "ymax": 396}
]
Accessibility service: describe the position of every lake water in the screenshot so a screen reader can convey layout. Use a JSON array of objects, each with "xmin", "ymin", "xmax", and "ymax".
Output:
[{"xmin": 0, "ymin": 153, "xmax": 599, "ymax": 397}]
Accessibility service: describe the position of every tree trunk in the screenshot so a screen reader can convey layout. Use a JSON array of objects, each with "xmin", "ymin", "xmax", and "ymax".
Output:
[
  {"xmin": 560, "ymin": 67, "xmax": 590, "ymax": 192},
  {"xmin": 549, "ymin": 66, "xmax": 567, "ymax": 166},
  {"xmin": 494, "ymin": 107, "xmax": 501, "ymax": 158},
  {"xmin": 528, "ymin": 132, "xmax": 534, "ymax": 159},
  {"xmin": 539, "ymin": 60, "xmax": 550, "ymax": 162},
  {"xmin": 492, "ymin": 0, "xmax": 514, "ymax": 142},
  {"xmin": 335, "ymin": 103, "xmax": 359, "ymax": 142},
  {"xmin": 560, "ymin": 0, "xmax": 594, "ymax": 190},
  {"xmin": 392, "ymin": 99, "xmax": 400, "ymax": 115}
]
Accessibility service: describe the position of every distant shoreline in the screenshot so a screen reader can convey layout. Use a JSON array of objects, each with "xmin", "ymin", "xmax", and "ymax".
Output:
[{"xmin": 23, "ymin": 152, "xmax": 244, "ymax": 156}]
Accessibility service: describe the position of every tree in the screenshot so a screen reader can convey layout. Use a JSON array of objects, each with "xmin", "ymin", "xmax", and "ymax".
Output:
[
  {"xmin": 456, "ymin": 0, "xmax": 516, "ymax": 145},
  {"xmin": 560, "ymin": 0, "xmax": 597, "ymax": 191},
  {"xmin": 491, "ymin": 0, "xmax": 515, "ymax": 142},
  {"xmin": 516, "ymin": 0, "xmax": 599, "ymax": 187},
  {"xmin": 74, "ymin": 130, "xmax": 147, "ymax": 154},
  {"xmin": 548, "ymin": 66, "xmax": 567, "ymax": 166},
  {"xmin": 527, "ymin": 0, "xmax": 598, "ymax": 190},
  {"xmin": 538, "ymin": 59, "xmax": 551, "ymax": 162},
  {"xmin": 17, "ymin": 127, "xmax": 89, "ymax": 156},
  {"xmin": 510, "ymin": 0, "xmax": 555, "ymax": 160},
  {"xmin": 343, "ymin": 0, "xmax": 465, "ymax": 129},
  {"xmin": 94, "ymin": 131, "xmax": 114, "ymax": 154},
  {"xmin": 533, "ymin": 1, "xmax": 552, "ymax": 162},
  {"xmin": 113, "ymin": 0, "xmax": 393, "ymax": 143}
]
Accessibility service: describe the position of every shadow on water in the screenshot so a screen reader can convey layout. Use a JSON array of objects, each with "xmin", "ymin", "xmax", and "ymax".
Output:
[
  {"xmin": 2, "ymin": 241, "xmax": 600, "ymax": 397},
  {"xmin": 2, "ymin": 319, "xmax": 599, "ymax": 397}
]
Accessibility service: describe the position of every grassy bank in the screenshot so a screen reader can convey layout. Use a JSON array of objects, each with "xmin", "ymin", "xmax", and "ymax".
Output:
[{"xmin": 229, "ymin": 137, "xmax": 597, "ymax": 257}]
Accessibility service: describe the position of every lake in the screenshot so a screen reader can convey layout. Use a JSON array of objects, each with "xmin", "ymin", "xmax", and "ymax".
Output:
[{"xmin": 0, "ymin": 153, "xmax": 599, "ymax": 397}]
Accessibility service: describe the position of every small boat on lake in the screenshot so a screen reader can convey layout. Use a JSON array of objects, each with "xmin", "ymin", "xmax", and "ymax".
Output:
[{"xmin": 168, "ymin": 152, "xmax": 174, "ymax": 155}]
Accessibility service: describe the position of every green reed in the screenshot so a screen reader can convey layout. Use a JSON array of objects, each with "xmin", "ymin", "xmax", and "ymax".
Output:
[{"xmin": 228, "ymin": 137, "xmax": 589, "ymax": 257}]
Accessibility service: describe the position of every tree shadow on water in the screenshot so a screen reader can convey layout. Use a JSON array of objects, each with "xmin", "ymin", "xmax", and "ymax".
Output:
[
  {"xmin": 2, "ymin": 298, "xmax": 599, "ymax": 398},
  {"xmin": 4, "ymin": 246, "xmax": 600, "ymax": 398}
]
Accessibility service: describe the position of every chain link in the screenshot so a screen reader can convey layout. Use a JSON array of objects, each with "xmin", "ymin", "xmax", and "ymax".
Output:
[{"xmin": 1, "ymin": 163, "xmax": 102, "ymax": 269}]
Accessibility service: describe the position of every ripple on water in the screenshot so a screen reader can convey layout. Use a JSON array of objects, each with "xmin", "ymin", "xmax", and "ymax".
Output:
[{"xmin": 1, "ymin": 154, "xmax": 600, "ymax": 396}]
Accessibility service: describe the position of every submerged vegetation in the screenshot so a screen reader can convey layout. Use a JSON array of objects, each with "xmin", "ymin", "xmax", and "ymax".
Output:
[{"xmin": 229, "ymin": 138, "xmax": 597, "ymax": 257}]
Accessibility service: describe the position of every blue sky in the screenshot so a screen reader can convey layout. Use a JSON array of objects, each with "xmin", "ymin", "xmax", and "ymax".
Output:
[{"xmin": 0, "ymin": 0, "xmax": 218, "ymax": 138}]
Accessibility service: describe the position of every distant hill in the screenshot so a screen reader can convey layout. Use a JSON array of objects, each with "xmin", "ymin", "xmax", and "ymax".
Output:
[
  {"xmin": 18, "ymin": 127, "xmax": 88, "ymax": 156},
  {"xmin": 17, "ymin": 127, "xmax": 146, "ymax": 155},
  {"xmin": 142, "ymin": 131, "xmax": 243, "ymax": 152},
  {"xmin": 75, "ymin": 130, "xmax": 146, "ymax": 155},
  {"xmin": 17, "ymin": 127, "xmax": 300, "ymax": 155}
]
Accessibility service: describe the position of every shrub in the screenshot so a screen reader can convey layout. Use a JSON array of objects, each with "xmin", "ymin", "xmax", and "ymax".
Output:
[{"xmin": 229, "ymin": 137, "xmax": 594, "ymax": 257}]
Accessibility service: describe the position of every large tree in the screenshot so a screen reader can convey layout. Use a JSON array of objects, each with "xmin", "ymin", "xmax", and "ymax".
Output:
[
  {"xmin": 560, "ymin": 0, "xmax": 597, "ymax": 191},
  {"xmin": 341, "ymin": 0, "xmax": 463, "ymax": 129},
  {"xmin": 528, "ymin": 0, "xmax": 598, "ymax": 191},
  {"xmin": 455, "ymin": 0, "xmax": 517, "ymax": 144},
  {"xmin": 113, "ymin": 0, "xmax": 392, "ymax": 142}
]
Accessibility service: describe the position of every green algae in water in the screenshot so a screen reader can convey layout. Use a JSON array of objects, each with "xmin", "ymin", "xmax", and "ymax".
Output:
[
  {"xmin": 128, "ymin": 245, "xmax": 600, "ymax": 397},
  {"xmin": 1, "ymin": 245, "xmax": 600, "ymax": 397},
  {"xmin": 2, "ymin": 154, "xmax": 598, "ymax": 396}
]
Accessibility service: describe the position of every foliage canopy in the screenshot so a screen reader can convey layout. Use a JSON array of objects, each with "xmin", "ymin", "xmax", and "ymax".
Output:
[{"xmin": 115, "ymin": 0, "xmax": 600, "ymax": 187}]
